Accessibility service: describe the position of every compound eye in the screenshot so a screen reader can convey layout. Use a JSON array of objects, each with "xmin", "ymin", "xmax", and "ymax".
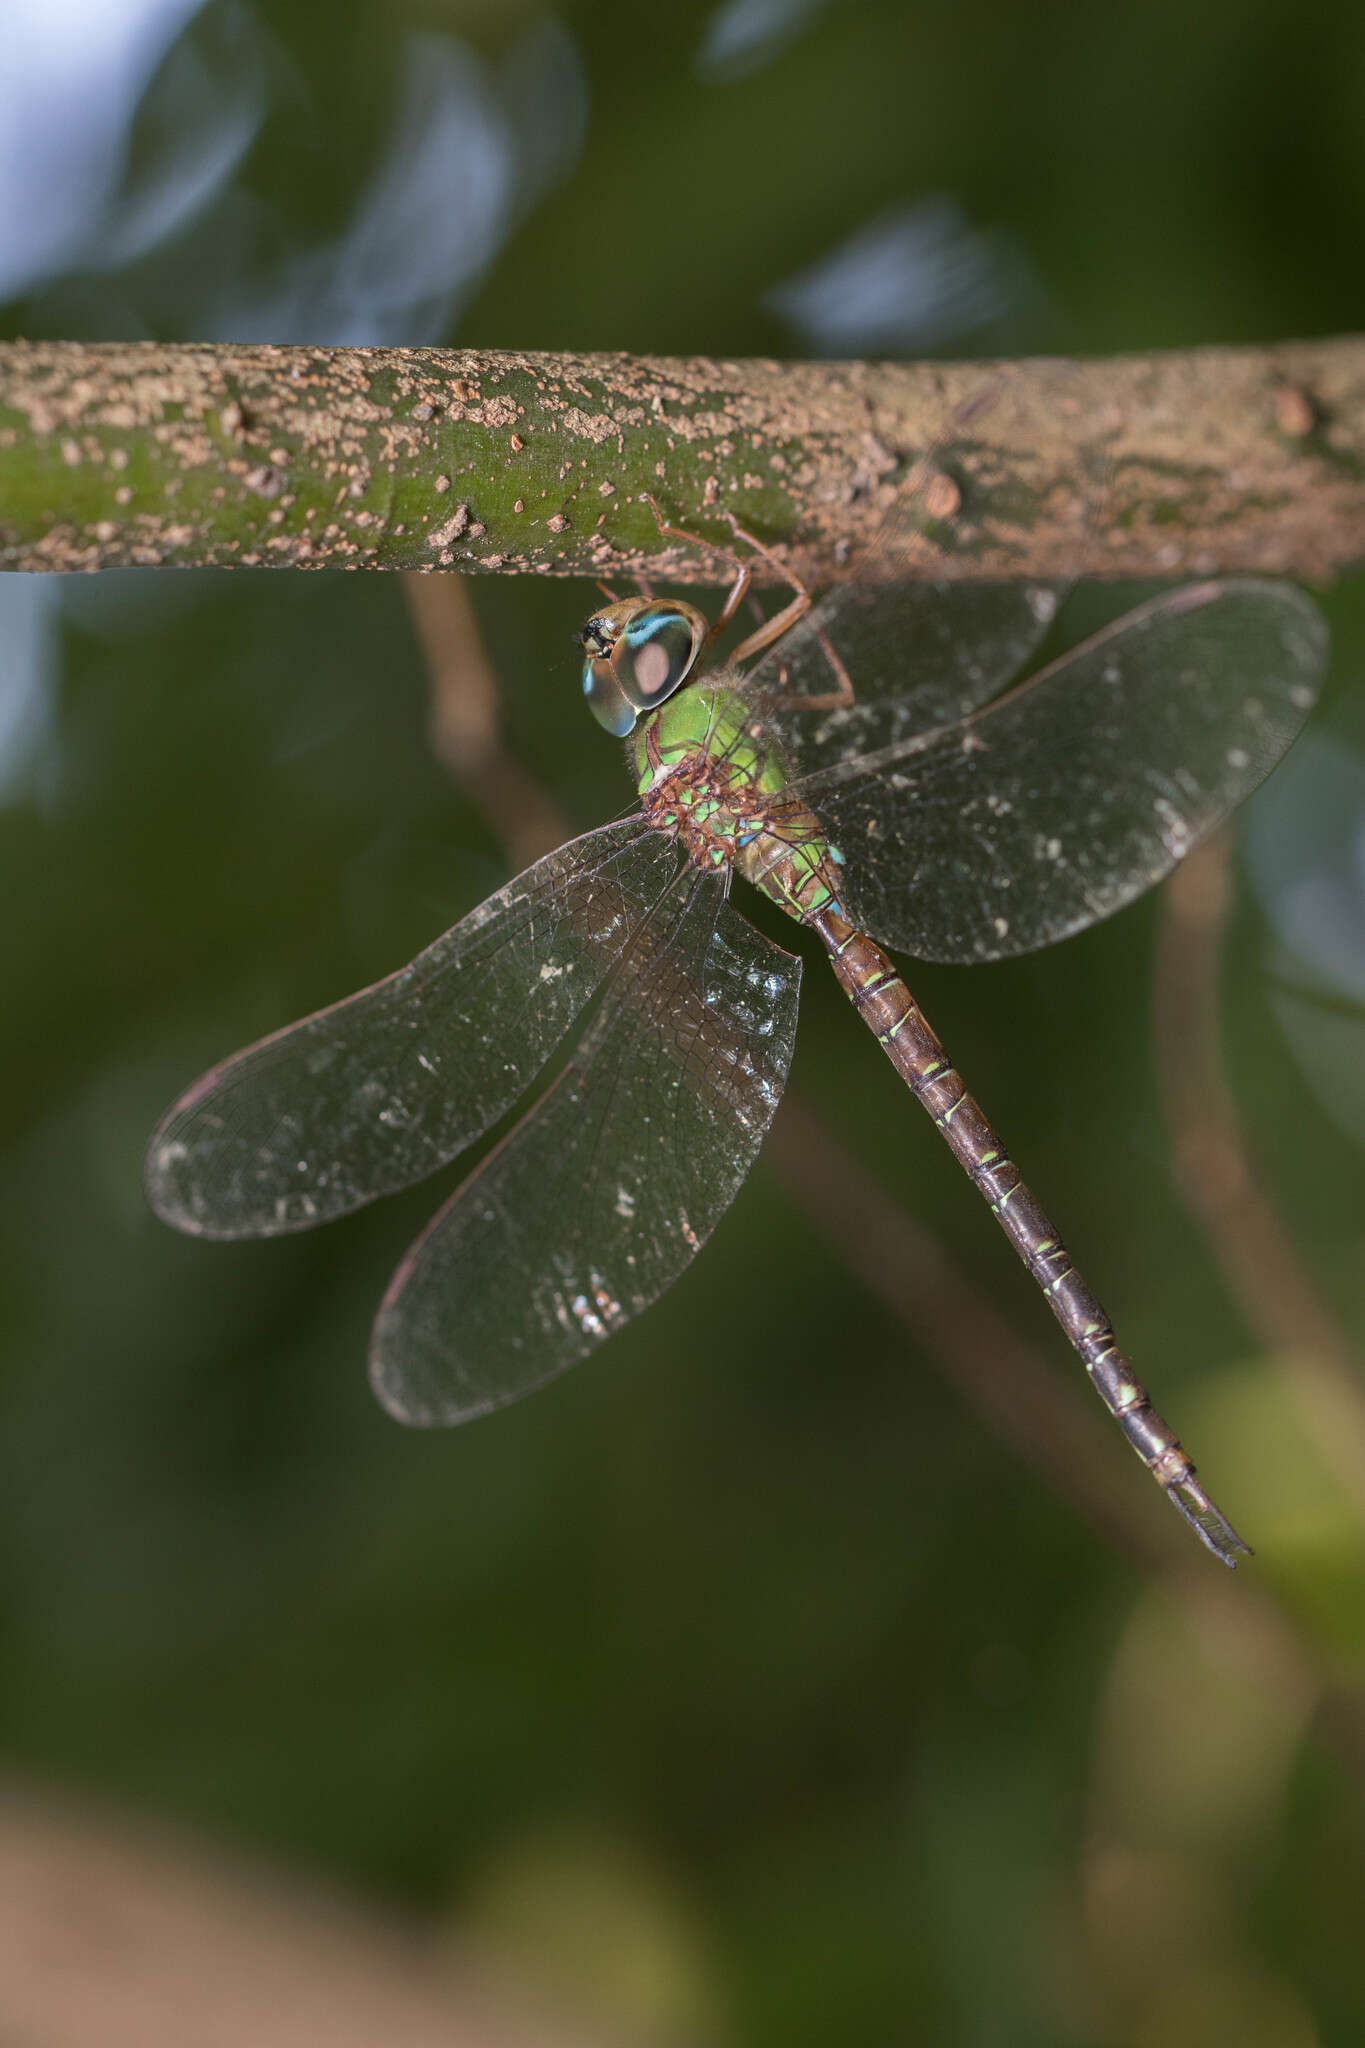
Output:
[
  {"xmin": 614, "ymin": 605, "xmax": 701, "ymax": 712},
  {"xmin": 583, "ymin": 655, "xmax": 636, "ymax": 736}
]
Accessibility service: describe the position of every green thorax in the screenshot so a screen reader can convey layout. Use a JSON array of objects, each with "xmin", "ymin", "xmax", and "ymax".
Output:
[
  {"xmin": 630, "ymin": 680, "xmax": 776, "ymax": 792},
  {"xmin": 632, "ymin": 680, "xmax": 846, "ymax": 927}
]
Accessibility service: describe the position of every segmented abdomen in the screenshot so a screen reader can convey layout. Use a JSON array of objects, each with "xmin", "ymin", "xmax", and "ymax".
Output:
[{"xmin": 812, "ymin": 905, "xmax": 1244, "ymax": 1555}]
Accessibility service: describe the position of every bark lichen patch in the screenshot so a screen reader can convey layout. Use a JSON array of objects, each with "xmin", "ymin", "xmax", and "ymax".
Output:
[
  {"xmin": 244, "ymin": 464, "xmax": 288, "ymax": 498},
  {"xmin": 561, "ymin": 408, "xmax": 616, "ymax": 443},
  {"xmin": 429, "ymin": 503, "xmax": 471, "ymax": 549}
]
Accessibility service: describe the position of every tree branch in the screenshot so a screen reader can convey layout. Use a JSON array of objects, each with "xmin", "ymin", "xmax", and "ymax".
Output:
[{"xmin": 2, "ymin": 336, "xmax": 1364, "ymax": 581}]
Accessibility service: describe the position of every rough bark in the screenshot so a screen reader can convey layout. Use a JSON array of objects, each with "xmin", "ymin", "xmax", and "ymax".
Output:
[{"xmin": 1, "ymin": 336, "xmax": 1363, "ymax": 584}]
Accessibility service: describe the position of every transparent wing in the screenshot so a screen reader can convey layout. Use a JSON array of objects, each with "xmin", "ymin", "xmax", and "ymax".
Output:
[
  {"xmin": 799, "ymin": 579, "xmax": 1327, "ymax": 963},
  {"xmin": 145, "ymin": 819, "xmax": 680, "ymax": 1237},
  {"xmin": 740, "ymin": 578, "xmax": 1067, "ymax": 776},
  {"xmin": 369, "ymin": 869, "xmax": 801, "ymax": 1426}
]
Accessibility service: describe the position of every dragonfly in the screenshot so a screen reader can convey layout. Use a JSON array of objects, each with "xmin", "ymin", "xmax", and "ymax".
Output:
[{"xmin": 145, "ymin": 396, "xmax": 1327, "ymax": 1566}]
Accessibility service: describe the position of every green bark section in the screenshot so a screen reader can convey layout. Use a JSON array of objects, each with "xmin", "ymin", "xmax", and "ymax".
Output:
[{"xmin": 1, "ymin": 337, "xmax": 1363, "ymax": 582}]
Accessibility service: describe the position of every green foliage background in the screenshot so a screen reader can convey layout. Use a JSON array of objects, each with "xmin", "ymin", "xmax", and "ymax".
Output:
[{"xmin": 3, "ymin": 0, "xmax": 1365, "ymax": 2041}]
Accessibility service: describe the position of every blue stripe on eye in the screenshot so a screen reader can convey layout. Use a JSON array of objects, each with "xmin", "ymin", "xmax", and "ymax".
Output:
[{"xmin": 625, "ymin": 614, "xmax": 666, "ymax": 645}]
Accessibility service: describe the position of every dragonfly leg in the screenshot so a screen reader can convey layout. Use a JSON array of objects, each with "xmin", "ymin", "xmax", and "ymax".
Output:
[
  {"xmin": 639, "ymin": 496, "xmax": 852, "ymax": 707},
  {"xmin": 813, "ymin": 905, "xmax": 1252, "ymax": 1567},
  {"xmin": 642, "ymin": 497, "xmax": 815, "ymax": 669},
  {"xmin": 778, "ymin": 623, "xmax": 854, "ymax": 712},
  {"xmin": 718, "ymin": 515, "xmax": 854, "ymax": 708},
  {"xmin": 640, "ymin": 493, "xmax": 752, "ymax": 647},
  {"xmin": 721, "ymin": 513, "xmax": 814, "ymax": 661},
  {"xmin": 728, "ymin": 590, "xmax": 813, "ymax": 664},
  {"xmin": 732, "ymin": 609, "xmax": 853, "ymax": 711}
]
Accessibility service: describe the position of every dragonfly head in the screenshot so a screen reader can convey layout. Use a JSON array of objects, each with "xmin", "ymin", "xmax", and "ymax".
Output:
[{"xmin": 580, "ymin": 597, "xmax": 708, "ymax": 736}]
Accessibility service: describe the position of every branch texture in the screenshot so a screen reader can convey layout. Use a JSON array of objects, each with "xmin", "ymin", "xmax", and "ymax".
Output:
[{"xmin": 2, "ymin": 337, "xmax": 1363, "ymax": 582}]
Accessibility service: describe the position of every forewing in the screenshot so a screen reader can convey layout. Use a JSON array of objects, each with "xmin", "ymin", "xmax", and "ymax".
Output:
[
  {"xmin": 146, "ymin": 819, "xmax": 679, "ymax": 1237},
  {"xmin": 741, "ymin": 578, "xmax": 1067, "ymax": 776},
  {"xmin": 369, "ymin": 871, "xmax": 801, "ymax": 1426},
  {"xmin": 801, "ymin": 579, "xmax": 1327, "ymax": 963}
]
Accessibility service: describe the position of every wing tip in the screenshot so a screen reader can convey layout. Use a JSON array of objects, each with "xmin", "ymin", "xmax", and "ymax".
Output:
[
  {"xmin": 143, "ymin": 1114, "xmax": 212, "ymax": 1237},
  {"xmin": 367, "ymin": 1328, "xmax": 501, "ymax": 1431},
  {"xmin": 143, "ymin": 1109, "xmax": 327, "ymax": 1242},
  {"xmin": 1162, "ymin": 574, "xmax": 1330, "ymax": 648}
]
